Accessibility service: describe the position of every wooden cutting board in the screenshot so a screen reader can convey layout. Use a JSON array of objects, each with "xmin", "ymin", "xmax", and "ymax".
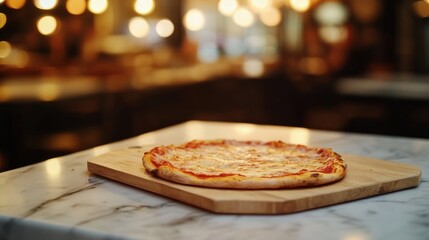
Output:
[{"xmin": 87, "ymin": 146, "xmax": 422, "ymax": 214}]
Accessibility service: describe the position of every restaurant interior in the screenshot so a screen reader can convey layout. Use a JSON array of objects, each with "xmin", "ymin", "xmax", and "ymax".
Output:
[{"xmin": 0, "ymin": 0, "xmax": 428, "ymax": 172}]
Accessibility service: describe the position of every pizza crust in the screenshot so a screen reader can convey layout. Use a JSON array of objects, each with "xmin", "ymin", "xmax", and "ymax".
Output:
[{"xmin": 142, "ymin": 140, "xmax": 347, "ymax": 189}]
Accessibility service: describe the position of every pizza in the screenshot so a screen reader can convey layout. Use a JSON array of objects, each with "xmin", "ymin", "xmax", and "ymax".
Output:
[{"xmin": 142, "ymin": 139, "xmax": 347, "ymax": 189}]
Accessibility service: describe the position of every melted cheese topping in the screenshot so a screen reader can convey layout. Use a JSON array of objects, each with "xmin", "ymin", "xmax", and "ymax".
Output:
[{"xmin": 152, "ymin": 141, "xmax": 333, "ymax": 178}]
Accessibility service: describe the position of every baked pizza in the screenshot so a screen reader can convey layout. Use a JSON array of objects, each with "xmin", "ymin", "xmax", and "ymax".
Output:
[{"xmin": 142, "ymin": 139, "xmax": 347, "ymax": 189}]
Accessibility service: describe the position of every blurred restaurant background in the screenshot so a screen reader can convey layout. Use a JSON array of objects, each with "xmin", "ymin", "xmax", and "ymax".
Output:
[{"xmin": 0, "ymin": 0, "xmax": 428, "ymax": 171}]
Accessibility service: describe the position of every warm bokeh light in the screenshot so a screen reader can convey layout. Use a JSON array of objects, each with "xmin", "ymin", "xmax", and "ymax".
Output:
[
  {"xmin": 243, "ymin": 58, "xmax": 264, "ymax": 77},
  {"xmin": 314, "ymin": 1, "xmax": 348, "ymax": 26},
  {"xmin": 260, "ymin": 6, "xmax": 282, "ymax": 26},
  {"xmin": 156, "ymin": 19, "xmax": 174, "ymax": 38},
  {"xmin": 88, "ymin": 0, "xmax": 108, "ymax": 14},
  {"xmin": 0, "ymin": 13, "xmax": 6, "ymax": 29},
  {"xmin": 134, "ymin": 0, "xmax": 155, "ymax": 15},
  {"xmin": 233, "ymin": 7, "xmax": 255, "ymax": 27},
  {"xmin": 5, "ymin": 0, "xmax": 26, "ymax": 9},
  {"xmin": 184, "ymin": 9, "xmax": 205, "ymax": 31},
  {"xmin": 34, "ymin": 0, "xmax": 58, "ymax": 10},
  {"xmin": 0, "ymin": 41, "xmax": 12, "ymax": 58},
  {"xmin": 37, "ymin": 15, "xmax": 57, "ymax": 35},
  {"xmin": 66, "ymin": 0, "xmax": 86, "ymax": 15},
  {"xmin": 248, "ymin": 0, "xmax": 270, "ymax": 11},
  {"xmin": 319, "ymin": 26, "xmax": 347, "ymax": 44},
  {"xmin": 218, "ymin": 0, "xmax": 238, "ymax": 16},
  {"xmin": 129, "ymin": 16, "xmax": 149, "ymax": 38},
  {"xmin": 290, "ymin": 0, "xmax": 310, "ymax": 12},
  {"xmin": 413, "ymin": 0, "xmax": 429, "ymax": 18}
]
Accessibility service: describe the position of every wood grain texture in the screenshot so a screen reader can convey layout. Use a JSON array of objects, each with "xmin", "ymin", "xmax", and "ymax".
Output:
[{"xmin": 87, "ymin": 146, "xmax": 422, "ymax": 214}]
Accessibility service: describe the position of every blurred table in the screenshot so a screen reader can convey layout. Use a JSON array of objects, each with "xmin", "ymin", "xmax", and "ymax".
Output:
[
  {"xmin": 335, "ymin": 75, "xmax": 429, "ymax": 138},
  {"xmin": 0, "ymin": 67, "xmax": 279, "ymax": 171},
  {"xmin": 0, "ymin": 121, "xmax": 428, "ymax": 240},
  {"xmin": 337, "ymin": 75, "xmax": 429, "ymax": 100}
]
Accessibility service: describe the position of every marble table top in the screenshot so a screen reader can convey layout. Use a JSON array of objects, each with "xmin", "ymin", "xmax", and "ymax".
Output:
[{"xmin": 1, "ymin": 121, "xmax": 428, "ymax": 240}]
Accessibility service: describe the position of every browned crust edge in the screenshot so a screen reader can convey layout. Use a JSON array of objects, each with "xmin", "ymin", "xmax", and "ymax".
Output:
[{"xmin": 142, "ymin": 140, "xmax": 347, "ymax": 189}]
